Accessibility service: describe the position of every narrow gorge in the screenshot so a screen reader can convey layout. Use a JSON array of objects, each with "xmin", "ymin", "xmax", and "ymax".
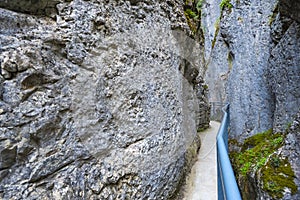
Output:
[
  {"xmin": 200, "ymin": 0, "xmax": 300, "ymax": 199},
  {"xmin": 0, "ymin": 0, "xmax": 299, "ymax": 199}
]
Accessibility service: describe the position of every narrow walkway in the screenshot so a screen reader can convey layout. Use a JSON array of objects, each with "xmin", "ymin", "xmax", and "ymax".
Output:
[{"xmin": 183, "ymin": 121, "xmax": 220, "ymax": 200}]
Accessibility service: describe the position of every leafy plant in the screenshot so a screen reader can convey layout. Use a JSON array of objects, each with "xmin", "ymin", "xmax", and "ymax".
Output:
[
  {"xmin": 185, "ymin": 9, "xmax": 197, "ymax": 19},
  {"xmin": 184, "ymin": 0, "xmax": 203, "ymax": 34},
  {"xmin": 256, "ymin": 157, "xmax": 267, "ymax": 169},
  {"xmin": 271, "ymin": 136, "xmax": 283, "ymax": 145},
  {"xmin": 220, "ymin": 0, "xmax": 233, "ymax": 10},
  {"xmin": 196, "ymin": 0, "xmax": 204, "ymax": 12},
  {"xmin": 270, "ymin": 156, "xmax": 280, "ymax": 168}
]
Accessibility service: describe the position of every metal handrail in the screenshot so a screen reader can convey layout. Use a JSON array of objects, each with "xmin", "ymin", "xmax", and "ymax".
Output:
[{"xmin": 217, "ymin": 104, "xmax": 242, "ymax": 200}]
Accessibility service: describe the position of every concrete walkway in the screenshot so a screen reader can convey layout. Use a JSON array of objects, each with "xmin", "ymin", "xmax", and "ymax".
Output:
[{"xmin": 183, "ymin": 121, "xmax": 220, "ymax": 200}]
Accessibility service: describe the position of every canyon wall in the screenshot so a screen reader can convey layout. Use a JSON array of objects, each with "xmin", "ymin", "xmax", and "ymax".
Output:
[
  {"xmin": 0, "ymin": 0, "xmax": 209, "ymax": 199},
  {"xmin": 202, "ymin": 0, "xmax": 299, "ymax": 199},
  {"xmin": 203, "ymin": 0, "xmax": 299, "ymax": 139}
]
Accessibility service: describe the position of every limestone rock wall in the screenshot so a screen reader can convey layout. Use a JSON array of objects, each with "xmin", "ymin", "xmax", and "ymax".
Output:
[
  {"xmin": 203, "ymin": 0, "xmax": 299, "ymax": 139},
  {"xmin": 280, "ymin": 111, "xmax": 300, "ymax": 200},
  {"xmin": 0, "ymin": 0, "xmax": 209, "ymax": 199},
  {"xmin": 201, "ymin": 0, "xmax": 299, "ymax": 199},
  {"xmin": 267, "ymin": 0, "xmax": 300, "ymax": 133},
  {"xmin": 205, "ymin": 0, "xmax": 277, "ymax": 138}
]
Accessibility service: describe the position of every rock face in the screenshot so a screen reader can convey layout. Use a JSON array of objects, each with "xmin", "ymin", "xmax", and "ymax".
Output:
[
  {"xmin": 0, "ymin": 0, "xmax": 60, "ymax": 17},
  {"xmin": 202, "ymin": 0, "xmax": 229, "ymax": 121},
  {"xmin": 205, "ymin": 0, "xmax": 278, "ymax": 138},
  {"xmin": 280, "ymin": 111, "xmax": 300, "ymax": 200},
  {"xmin": 203, "ymin": 0, "xmax": 299, "ymax": 138},
  {"xmin": 267, "ymin": 0, "xmax": 300, "ymax": 133},
  {"xmin": 0, "ymin": 0, "xmax": 209, "ymax": 199},
  {"xmin": 201, "ymin": 0, "xmax": 299, "ymax": 199}
]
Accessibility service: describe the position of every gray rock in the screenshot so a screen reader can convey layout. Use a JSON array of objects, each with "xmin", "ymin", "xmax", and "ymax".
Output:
[
  {"xmin": 279, "ymin": 0, "xmax": 300, "ymax": 23},
  {"xmin": 0, "ymin": 0, "xmax": 209, "ymax": 199},
  {"xmin": 267, "ymin": 22, "xmax": 300, "ymax": 133},
  {"xmin": 203, "ymin": 0, "xmax": 299, "ymax": 137},
  {"xmin": 0, "ymin": 0, "xmax": 61, "ymax": 17},
  {"xmin": 202, "ymin": 0, "xmax": 299, "ymax": 198},
  {"xmin": 221, "ymin": 0, "xmax": 277, "ymax": 139},
  {"xmin": 281, "ymin": 111, "xmax": 300, "ymax": 200}
]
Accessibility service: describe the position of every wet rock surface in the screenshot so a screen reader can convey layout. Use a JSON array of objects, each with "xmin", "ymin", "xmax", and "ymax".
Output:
[{"xmin": 0, "ymin": 0, "xmax": 210, "ymax": 199}]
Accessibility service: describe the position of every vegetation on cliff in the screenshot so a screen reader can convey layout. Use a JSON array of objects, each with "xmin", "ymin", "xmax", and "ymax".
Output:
[
  {"xmin": 184, "ymin": 0, "xmax": 203, "ymax": 35},
  {"xmin": 230, "ymin": 128, "xmax": 297, "ymax": 199},
  {"xmin": 220, "ymin": 0, "xmax": 233, "ymax": 10}
]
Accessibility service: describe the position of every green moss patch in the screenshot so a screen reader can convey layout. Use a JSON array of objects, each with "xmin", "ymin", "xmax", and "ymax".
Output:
[
  {"xmin": 230, "ymin": 129, "xmax": 297, "ymax": 198},
  {"xmin": 261, "ymin": 157, "xmax": 297, "ymax": 198},
  {"xmin": 231, "ymin": 129, "xmax": 283, "ymax": 176}
]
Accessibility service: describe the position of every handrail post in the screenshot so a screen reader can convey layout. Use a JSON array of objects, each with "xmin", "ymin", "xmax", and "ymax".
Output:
[{"xmin": 217, "ymin": 104, "xmax": 242, "ymax": 200}]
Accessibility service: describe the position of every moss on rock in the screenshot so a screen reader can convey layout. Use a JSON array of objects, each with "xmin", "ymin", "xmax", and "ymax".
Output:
[
  {"xmin": 261, "ymin": 157, "xmax": 297, "ymax": 198},
  {"xmin": 231, "ymin": 129, "xmax": 283, "ymax": 175},
  {"xmin": 230, "ymin": 128, "xmax": 297, "ymax": 199}
]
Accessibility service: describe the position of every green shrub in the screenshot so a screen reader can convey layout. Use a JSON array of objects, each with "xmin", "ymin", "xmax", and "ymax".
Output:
[
  {"xmin": 220, "ymin": 0, "xmax": 233, "ymax": 10},
  {"xmin": 185, "ymin": 9, "xmax": 197, "ymax": 19}
]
